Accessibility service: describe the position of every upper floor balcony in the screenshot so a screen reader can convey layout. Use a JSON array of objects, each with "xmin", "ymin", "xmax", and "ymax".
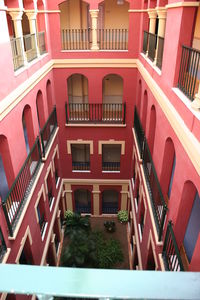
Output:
[
  {"xmin": 133, "ymin": 107, "xmax": 167, "ymax": 241},
  {"xmin": 142, "ymin": 30, "xmax": 165, "ymax": 70},
  {"xmin": 177, "ymin": 45, "xmax": 200, "ymax": 102},
  {"xmin": 59, "ymin": 0, "xmax": 129, "ymax": 51},
  {"xmin": 2, "ymin": 107, "xmax": 57, "ymax": 237}
]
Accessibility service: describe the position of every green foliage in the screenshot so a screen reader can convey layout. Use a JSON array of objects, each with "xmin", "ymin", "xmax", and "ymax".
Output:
[
  {"xmin": 104, "ymin": 220, "xmax": 116, "ymax": 233},
  {"xmin": 64, "ymin": 213, "xmax": 91, "ymax": 237},
  {"xmin": 64, "ymin": 210, "xmax": 74, "ymax": 220},
  {"xmin": 61, "ymin": 218, "xmax": 124, "ymax": 269},
  {"xmin": 117, "ymin": 210, "xmax": 128, "ymax": 223}
]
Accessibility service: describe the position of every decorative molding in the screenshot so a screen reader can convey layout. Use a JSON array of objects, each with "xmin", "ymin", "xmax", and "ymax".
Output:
[
  {"xmin": 37, "ymin": 10, "xmax": 61, "ymax": 13},
  {"xmin": 128, "ymin": 9, "xmax": 148, "ymax": 13},
  {"xmin": 34, "ymin": 184, "xmax": 46, "ymax": 223},
  {"xmin": 98, "ymin": 140, "xmax": 125, "ymax": 155},
  {"xmin": 15, "ymin": 226, "xmax": 32, "ymax": 264},
  {"xmin": 166, "ymin": 2, "xmax": 200, "ymax": 9},
  {"xmin": 67, "ymin": 140, "xmax": 94, "ymax": 154}
]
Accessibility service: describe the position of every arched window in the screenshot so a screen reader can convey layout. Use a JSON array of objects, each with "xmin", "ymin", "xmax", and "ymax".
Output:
[
  {"xmin": 67, "ymin": 74, "xmax": 88, "ymax": 104},
  {"xmin": 36, "ymin": 90, "xmax": 45, "ymax": 129},
  {"xmin": 22, "ymin": 105, "xmax": 35, "ymax": 154},
  {"xmin": 102, "ymin": 190, "xmax": 119, "ymax": 214},
  {"xmin": 0, "ymin": 135, "xmax": 14, "ymax": 200},
  {"xmin": 176, "ymin": 182, "xmax": 200, "ymax": 266},
  {"xmin": 102, "ymin": 74, "xmax": 123, "ymax": 104},
  {"xmin": 142, "ymin": 90, "xmax": 148, "ymax": 132},
  {"xmin": 160, "ymin": 138, "xmax": 175, "ymax": 201},
  {"xmin": 148, "ymin": 105, "xmax": 156, "ymax": 154},
  {"xmin": 137, "ymin": 80, "xmax": 142, "ymax": 115},
  {"xmin": 74, "ymin": 189, "xmax": 91, "ymax": 213},
  {"xmin": 46, "ymin": 80, "xmax": 53, "ymax": 114}
]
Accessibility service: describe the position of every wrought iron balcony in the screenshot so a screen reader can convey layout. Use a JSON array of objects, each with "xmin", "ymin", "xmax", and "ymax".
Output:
[
  {"xmin": 10, "ymin": 37, "xmax": 24, "ymax": 71},
  {"xmin": 37, "ymin": 31, "xmax": 46, "ymax": 55},
  {"xmin": 178, "ymin": 45, "xmax": 200, "ymax": 101},
  {"xmin": 75, "ymin": 204, "xmax": 91, "ymax": 214},
  {"xmin": 133, "ymin": 107, "xmax": 167, "ymax": 241},
  {"xmin": 142, "ymin": 31, "xmax": 165, "ymax": 70},
  {"xmin": 133, "ymin": 107, "xmax": 145, "ymax": 158},
  {"xmin": 162, "ymin": 221, "xmax": 184, "ymax": 271},
  {"xmin": 72, "ymin": 161, "xmax": 90, "ymax": 171},
  {"xmin": 98, "ymin": 29, "xmax": 128, "ymax": 50},
  {"xmin": 61, "ymin": 29, "xmax": 91, "ymax": 50},
  {"xmin": 102, "ymin": 161, "xmax": 120, "ymax": 171},
  {"xmin": 40, "ymin": 107, "xmax": 57, "ymax": 157},
  {"xmin": 65, "ymin": 102, "xmax": 126, "ymax": 124},
  {"xmin": 2, "ymin": 137, "xmax": 42, "ymax": 236},
  {"xmin": 23, "ymin": 33, "xmax": 37, "ymax": 62}
]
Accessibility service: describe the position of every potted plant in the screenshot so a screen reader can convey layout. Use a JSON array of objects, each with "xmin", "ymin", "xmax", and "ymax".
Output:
[
  {"xmin": 104, "ymin": 221, "xmax": 116, "ymax": 233},
  {"xmin": 117, "ymin": 210, "xmax": 128, "ymax": 223}
]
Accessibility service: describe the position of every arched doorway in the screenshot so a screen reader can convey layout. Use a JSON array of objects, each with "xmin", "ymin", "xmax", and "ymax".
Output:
[{"xmin": 74, "ymin": 189, "xmax": 91, "ymax": 213}]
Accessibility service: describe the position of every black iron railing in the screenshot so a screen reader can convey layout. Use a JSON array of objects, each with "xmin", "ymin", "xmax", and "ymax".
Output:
[
  {"xmin": 65, "ymin": 102, "xmax": 126, "ymax": 124},
  {"xmin": 102, "ymin": 202, "xmax": 118, "ymax": 214},
  {"xmin": 148, "ymin": 32, "xmax": 157, "ymax": 62},
  {"xmin": 0, "ymin": 228, "xmax": 7, "ymax": 262},
  {"xmin": 23, "ymin": 33, "xmax": 37, "ymax": 62},
  {"xmin": 178, "ymin": 45, "xmax": 200, "ymax": 100},
  {"xmin": 156, "ymin": 36, "xmax": 164, "ymax": 69},
  {"xmin": 37, "ymin": 31, "xmax": 46, "ymax": 55},
  {"xmin": 2, "ymin": 137, "xmax": 42, "ymax": 236},
  {"xmin": 72, "ymin": 161, "xmax": 90, "ymax": 171},
  {"xmin": 102, "ymin": 161, "xmax": 120, "ymax": 171},
  {"xmin": 98, "ymin": 29, "xmax": 128, "ymax": 50},
  {"xmin": 142, "ymin": 138, "xmax": 167, "ymax": 241},
  {"xmin": 61, "ymin": 29, "xmax": 91, "ymax": 50},
  {"xmin": 162, "ymin": 221, "xmax": 184, "ymax": 271},
  {"xmin": 48, "ymin": 189, "xmax": 54, "ymax": 208},
  {"xmin": 142, "ymin": 31, "xmax": 149, "ymax": 54},
  {"xmin": 40, "ymin": 107, "xmax": 57, "ymax": 157},
  {"xmin": 75, "ymin": 204, "xmax": 91, "ymax": 214},
  {"xmin": 133, "ymin": 107, "xmax": 145, "ymax": 158},
  {"xmin": 10, "ymin": 37, "xmax": 24, "ymax": 71}
]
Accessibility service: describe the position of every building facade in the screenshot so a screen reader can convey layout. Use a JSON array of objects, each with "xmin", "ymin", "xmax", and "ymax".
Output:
[{"xmin": 0, "ymin": 0, "xmax": 200, "ymax": 298}]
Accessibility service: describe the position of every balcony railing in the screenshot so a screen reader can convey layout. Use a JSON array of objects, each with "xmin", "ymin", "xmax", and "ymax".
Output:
[
  {"xmin": 162, "ymin": 221, "xmax": 184, "ymax": 271},
  {"xmin": 102, "ymin": 161, "xmax": 120, "ymax": 171},
  {"xmin": 72, "ymin": 161, "xmax": 90, "ymax": 171},
  {"xmin": 61, "ymin": 29, "xmax": 91, "ymax": 50},
  {"xmin": 37, "ymin": 31, "xmax": 46, "ymax": 55},
  {"xmin": 75, "ymin": 204, "xmax": 91, "ymax": 214},
  {"xmin": 134, "ymin": 107, "xmax": 145, "ymax": 158},
  {"xmin": 133, "ymin": 106, "xmax": 167, "ymax": 241},
  {"xmin": 156, "ymin": 36, "xmax": 164, "ymax": 69},
  {"xmin": 2, "ymin": 137, "xmax": 42, "ymax": 236},
  {"xmin": 102, "ymin": 202, "xmax": 118, "ymax": 214},
  {"xmin": 142, "ymin": 30, "xmax": 149, "ymax": 54},
  {"xmin": 23, "ymin": 33, "xmax": 37, "ymax": 62},
  {"xmin": 148, "ymin": 32, "xmax": 157, "ymax": 62},
  {"xmin": 10, "ymin": 37, "xmax": 24, "ymax": 71},
  {"xmin": 65, "ymin": 102, "xmax": 126, "ymax": 124},
  {"xmin": 142, "ymin": 138, "xmax": 167, "ymax": 241},
  {"xmin": 0, "ymin": 228, "xmax": 7, "ymax": 262},
  {"xmin": 98, "ymin": 29, "xmax": 128, "ymax": 50},
  {"xmin": 178, "ymin": 45, "xmax": 200, "ymax": 101},
  {"xmin": 40, "ymin": 107, "xmax": 57, "ymax": 157}
]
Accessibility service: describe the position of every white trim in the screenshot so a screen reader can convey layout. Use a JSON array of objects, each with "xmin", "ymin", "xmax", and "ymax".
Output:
[{"xmin": 41, "ymin": 222, "xmax": 48, "ymax": 241}]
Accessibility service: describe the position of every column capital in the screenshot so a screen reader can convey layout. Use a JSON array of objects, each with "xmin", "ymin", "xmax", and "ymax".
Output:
[
  {"xmin": 25, "ymin": 10, "xmax": 37, "ymax": 20},
  {"xmin": 156, "ymin": 7, "xmax": 167, "ymax": 19},
  {"xmin": 8, "ymin": 10, "xmax": 23, "ymax": 21},
  {"xmin": 147, "ymin": 9, "xmax": 157, "ymax": 19},
  {"xmin": 89, "ymin": 9, "xmax": 99, "ymax": 18}
]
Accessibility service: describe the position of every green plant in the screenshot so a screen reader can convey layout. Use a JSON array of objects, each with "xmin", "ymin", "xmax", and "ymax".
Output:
[
  {"xmin": 97, "ymin": 239, "xmax": 124, "ymax": 269},
  {"xmin": 104, "ymin": 220, "xmax": 116, "ymax": 233},
  {"xmin": 117, "ymin": 210, "xmax": 128, "ymax": 223},
  {"xmin": 64, "ymin": 210, "xmax": 74, "ymax": 220},
  {"xmin": 64, "ymin": 213, "xmax": 91, "ymax": 237}
]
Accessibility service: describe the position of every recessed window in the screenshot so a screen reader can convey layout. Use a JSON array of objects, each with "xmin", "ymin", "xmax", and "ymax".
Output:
[
  {"xmin": 102, "ymin": 144, "xmax": 121, "ymax": 172},
  {"xmin": 71, "ymin": 144, "xmax": 90, "ymax": 171}
]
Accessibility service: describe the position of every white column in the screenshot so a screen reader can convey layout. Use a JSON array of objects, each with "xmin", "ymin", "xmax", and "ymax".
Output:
[
  {"xmin": 26, "ymin": 11, "xmax": 40, "ymax": 56},
  {"xmin": 9, "ymin": 10, "xmax": 28, "ymax": 65},
  {"xmin": 153, "ymin": 7, "xmax": 167, "ymax": 65},
  {"xmin": 146, "ymin": 9, "xmax": 157, "ymax": 57},
  {"xmin": 90, "ymin": 9, "xmax": 99, "ymax": 51}
]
